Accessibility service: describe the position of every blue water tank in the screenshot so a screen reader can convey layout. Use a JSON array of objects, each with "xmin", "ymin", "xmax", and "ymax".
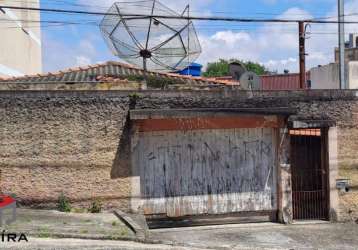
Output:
[{"xmin": 175, "ymin": 63, "xmax": 202, "ymax": 77}]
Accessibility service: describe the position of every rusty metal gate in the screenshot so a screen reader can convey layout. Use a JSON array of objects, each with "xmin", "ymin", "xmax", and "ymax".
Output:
[{"xmin": 290, "ymin": 129, "xmax": 329, "ymax": 220}]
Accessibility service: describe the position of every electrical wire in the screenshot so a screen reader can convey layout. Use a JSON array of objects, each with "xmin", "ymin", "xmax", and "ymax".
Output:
[
  {"xmin": 4, "ymin": 0, "xmax": 338, "ymax": 18},
  {"xmin": 2, "ymin": 4, "xmax": 358, "ymax": 24},
  {"xmin": 1, "ymin": 17, "xmax": 357, "ymax": 36}
]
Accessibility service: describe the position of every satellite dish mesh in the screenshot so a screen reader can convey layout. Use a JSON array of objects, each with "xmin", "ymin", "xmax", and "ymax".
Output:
[
  {"xmin": 100, "ymin": 0, "xmax": 202, "ymax": 72},
  {"xmin": 239, "ymin": 71, "xmax": 262, "ymax": 90}
]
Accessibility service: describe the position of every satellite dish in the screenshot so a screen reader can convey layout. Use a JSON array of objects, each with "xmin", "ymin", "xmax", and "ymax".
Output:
[
  {"xmin": 239, "ymin": 71, "xmax": 262, "ymax": 90},
  {"xmin": 100, "ymin": 0, "xmax": 202, "ymax": 72},
  {"xmin": 229, "ymin": 62, "xmax": 247, "ymax": 80}
]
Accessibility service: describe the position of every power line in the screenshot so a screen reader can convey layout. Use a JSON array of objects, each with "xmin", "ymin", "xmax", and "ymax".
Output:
[
  {"xmin": 1, "ymin": 18, "xmax": 356, "ymax": 35},
  {"xmin": 2, "ymin": 17, "xmax": 358, "ymax": 36},
  {"xmin": 7, "ymin": 0, "xmax": 341, "ymax": 18},
  {"xmin": 2, "ymin": 5, "xmax": 358, "ymax": 24},
  {"xmin": 8, "ymin": 0, "xmax": 333, "ymax": 18}
]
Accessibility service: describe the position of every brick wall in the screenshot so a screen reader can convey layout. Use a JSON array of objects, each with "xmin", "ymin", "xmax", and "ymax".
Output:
[{"xmin": 0, "ymin": 90, "xmax": 357, "ymax": 220}]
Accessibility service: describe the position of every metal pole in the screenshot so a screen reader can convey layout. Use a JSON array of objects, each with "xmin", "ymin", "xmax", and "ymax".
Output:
[
  {"xmin": 338, "ymin": 0, "xmax": 346, "ymax": 89},
  {"xmin": 187, "ymin": 5, "xmax": 190, "ymax": 76},
  {"xmin": 299, "ymin": 21, "xmax": 306, "ymax": 89}
]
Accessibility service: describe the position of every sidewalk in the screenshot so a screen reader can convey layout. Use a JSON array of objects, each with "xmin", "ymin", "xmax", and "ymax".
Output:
[
  {"xmin": 149, "ymin": 221, "xmax": 358, "ymax": 250},
  {"xmin": 2, "ymin": 208, "xmax": 135, "ymax": 241},
  {"xmin": 2, "ymin": 209, "xmax": 358, "ymax": 249}
]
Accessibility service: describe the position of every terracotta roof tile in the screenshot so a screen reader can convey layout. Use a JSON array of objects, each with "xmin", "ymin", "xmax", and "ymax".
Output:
[{"xmin": 0, "ymin": 61, "xmax": 230, "ymax": 86}]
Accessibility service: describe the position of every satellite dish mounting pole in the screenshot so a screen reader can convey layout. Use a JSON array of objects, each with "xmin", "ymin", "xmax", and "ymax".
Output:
[
  {"xmin": 142, "ymin": 58, "xmax": 148, "ymax": 89},
  {"xmin": 142, "ymin": 0, "xmax": 156, "ymax": 88},
  {"xmin": 182, "ymin": 4, "xmax": 190, "ymax": 76}
]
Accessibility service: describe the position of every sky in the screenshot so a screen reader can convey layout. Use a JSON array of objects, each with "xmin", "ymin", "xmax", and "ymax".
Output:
[{"xmin": 39, "ymin": 0, "xmax": 358, "ymax": 73}]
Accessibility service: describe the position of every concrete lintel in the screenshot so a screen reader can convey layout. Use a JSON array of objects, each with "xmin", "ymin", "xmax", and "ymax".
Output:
[{"xmin": 130, "ymin": 108, "xmax": 296, "ymax": 120}]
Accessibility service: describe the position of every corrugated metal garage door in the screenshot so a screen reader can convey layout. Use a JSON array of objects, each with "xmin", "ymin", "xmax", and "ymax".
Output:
[{"xmin": 134, "ymin": 127, "xmax": 278, "ymax": 217}]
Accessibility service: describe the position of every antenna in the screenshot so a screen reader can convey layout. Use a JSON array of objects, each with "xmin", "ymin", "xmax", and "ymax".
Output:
[{"xmin": 100, "ymin": 0, "xmax": 202, "ymax": 72}]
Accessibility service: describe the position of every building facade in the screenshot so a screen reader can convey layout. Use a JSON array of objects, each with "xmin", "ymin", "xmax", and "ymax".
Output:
[
  {"xmin": 0, "ymin": 0, "xmax": 42, "ymax": 77},
  {"xmin": 0, "ymin": 90, "xmax": 357, "ymax": 224}
]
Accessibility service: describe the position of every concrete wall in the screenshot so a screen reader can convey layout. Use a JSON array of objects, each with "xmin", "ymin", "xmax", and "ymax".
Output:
[
  {"xmin": 311, "ymin": 61, "xmax": 358, "ymax": 90},
  {"xmin": 348, "ymin": 61, "xmax": 358, "ymax": 89},
  {"xmin": 0, "ymin": 0, "xmax": 42, "ymax": 77},
  {"xmin": 335, "ymin": 47, "xmax": 358, "ymax": 65},
  {"xmin": 310, "ymin": 63, "xmax": 340, "ymax": 89},
  {"xmin": 0, "ymin": 90, "xmax": 357, "ymax": 222}
]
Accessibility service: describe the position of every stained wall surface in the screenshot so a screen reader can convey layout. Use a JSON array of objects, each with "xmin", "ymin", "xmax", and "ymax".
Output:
[{"xmin": 0, "ymin": 90, "xmax": 357, "ymax": 221}]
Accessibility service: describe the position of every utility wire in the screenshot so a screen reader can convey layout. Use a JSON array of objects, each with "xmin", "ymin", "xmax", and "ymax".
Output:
[
  {"xmin": 2, "ymin": 17, "xmax": 358, "ymax": 35},
  {"xmin": 3, "ymin": 0, "xmax": 340, "ymax": 18},
  {"xmin": 3, "ymin": 5, "xmax": 358, "ymax": 24}
]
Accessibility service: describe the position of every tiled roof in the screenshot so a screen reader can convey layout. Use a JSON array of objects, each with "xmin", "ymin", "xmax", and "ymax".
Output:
[{"xmin": 0, "ymin": 61, "xmax": 229, "ymax": 86}]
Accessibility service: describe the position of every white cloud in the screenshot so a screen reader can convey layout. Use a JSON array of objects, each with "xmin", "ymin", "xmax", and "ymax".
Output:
[
  {"xmin": 43, "ymin": 29, "xmax": 112, "ymax": 72},
  {"xmin": 44, "ymin": 0, "xmax": 358, "ymax": 74},
  {"xmin": 75, "ymin": 55, "xmax": 92, "ymax": 66},
  {"xmin": 196, "ymin": 7, "xmax": 313, "ymax": 72}
]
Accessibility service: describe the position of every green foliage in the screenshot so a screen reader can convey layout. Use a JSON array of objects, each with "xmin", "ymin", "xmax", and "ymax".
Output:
[
  {"xmin": 202, "ymin": 59, "xmax": 230, "ymax": 77},
  {"xmin": 88, "ymin": 199, "xmax": 102, "ymax": 213},
  {"xmin": 71, "ymin": 207, "xmax": 87, "ymax": 213},
  {"xmin": 128, "ymin": 93, "xmax": 140, "ymax": 100},
  {"xmin": 126, "ymin": 75, "xmax": 145, "ymax": 82},
  {"xmin": 57, "ymin": 193, "xmax": 71, "ymax": 213},
  {"xmin": 38, "ymin": 227, "xmax": 50, "ymax": 238},
  {"xmin": 146, "ymin": 75, "xmax": 182, "ymax": 89},
  {"xmin": 127, "ymin": 75, "xmax": 182, "ymax": 89},
  {"xmin": 203, "ymin": 59, "xmax": 268, "ymax": 77},
  {"xmin": 244, "ymin": 61, "xmax": 268, "ymax": 75}
]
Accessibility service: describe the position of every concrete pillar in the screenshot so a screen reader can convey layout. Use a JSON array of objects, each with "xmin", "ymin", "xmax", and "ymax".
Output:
[
  {"xmin": 130, "ymin": 129, "xmax": 143, "ymax": 213},
  {"xmin": 278, "ymin": 128, "xmax": 293, "ymax": 224},
  {"xmin": 328, "ymin": 127, "xmax": 339, "ymax": 221}
]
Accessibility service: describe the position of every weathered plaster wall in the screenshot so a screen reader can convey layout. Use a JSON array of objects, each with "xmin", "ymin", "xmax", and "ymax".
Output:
[
  {"xmin": 132, "ymin": 90, "xmax": 358, "ymax": 221},
  {"xmin": 0, "ymin": 90, "xmax": 357, "ymax": 220},
  {"xmin": 0, "ymin": 91, "xmax": 131, "ymax": 210}
]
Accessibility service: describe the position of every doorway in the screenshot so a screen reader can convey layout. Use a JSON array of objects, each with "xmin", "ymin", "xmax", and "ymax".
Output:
[{"xmin": 290, "ymin": 128, "xmax": 329, "ymax": 220}]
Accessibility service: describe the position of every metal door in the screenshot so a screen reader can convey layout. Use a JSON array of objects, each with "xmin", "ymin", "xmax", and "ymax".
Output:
[
  {"xmin": 290, "ymin": 129, "xmax": 329, "ymax": 220},
  {"xmin": 135, "ymin": 128, "xmax": 278, "ymax": 217}
]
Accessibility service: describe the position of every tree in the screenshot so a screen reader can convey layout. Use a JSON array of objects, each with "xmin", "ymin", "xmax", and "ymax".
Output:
[{"xmin": 203, "ymin": 59, "xmax": 268, "ymax": 77}]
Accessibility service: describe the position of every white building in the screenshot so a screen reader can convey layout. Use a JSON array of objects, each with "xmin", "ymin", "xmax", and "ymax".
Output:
[
  {"xmin": 311, "ymin": 33, "xmax": 358, "ymax": 90},
  {"xmin": 0, "ymin": 0, "xmax": 42, "ymax": 78},
  {"xmin": 310, "ymin": 62, "xmax": 358, "ymax": 90}
]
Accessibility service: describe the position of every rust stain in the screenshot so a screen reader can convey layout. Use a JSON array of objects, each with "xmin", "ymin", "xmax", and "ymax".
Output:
[
  {"xmin": 135, "ymin": 116, "xmax": 280, "ymax": 132},
  {"xmin": 143, "ymin": 207, "xmax": 153, "ymax": 215},
  {"xmin": 289, "ymin": 129, "xmax": 321, "ymax": 136}
]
